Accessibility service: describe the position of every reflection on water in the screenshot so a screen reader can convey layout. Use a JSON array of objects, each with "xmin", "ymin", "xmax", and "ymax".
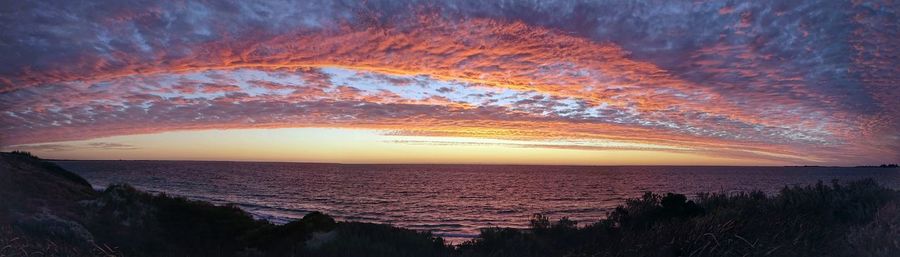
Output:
[{"xmin": 56, "ymin": 161, "xmax": 900, "ymax": 242}]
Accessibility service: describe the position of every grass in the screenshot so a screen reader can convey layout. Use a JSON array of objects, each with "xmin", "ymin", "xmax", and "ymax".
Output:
[{"xmin": 0, "ymin": 225, "xmax": 124, "ymax": 257}]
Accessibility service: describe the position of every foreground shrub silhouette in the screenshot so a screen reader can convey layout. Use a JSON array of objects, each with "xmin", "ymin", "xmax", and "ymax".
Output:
[
  {"xmin": 2, "ymin": 152, "xmax": 898, "ymax": 257},
  {"xmin": 459, "ymin": 179, "xmax": 898, "ymax": 257}
]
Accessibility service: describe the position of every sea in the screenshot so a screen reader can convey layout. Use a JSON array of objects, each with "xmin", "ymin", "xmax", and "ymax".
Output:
[{"xmin": 55, "ymin": 160, "xmax": 900, "ymax": 243}]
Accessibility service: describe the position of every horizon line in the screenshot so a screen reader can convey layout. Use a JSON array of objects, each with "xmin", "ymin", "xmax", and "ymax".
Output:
[{"xmin": 43, "ymin": 157, "xmax": 877, "ymax": 168}]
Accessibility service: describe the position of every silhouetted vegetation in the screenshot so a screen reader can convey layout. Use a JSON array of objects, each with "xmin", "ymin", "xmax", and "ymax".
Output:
[
  {"xmin": 9, "ymin": 150, "xmax": 35, "ymax": 158},
  {"xmin": 855, "ymin": 164, "xmax": 899, "ymax": 168},
  {"xmin": 2, "ymin": 152, "xmax": 898, "ymax": 256},
  {"xmin": 459, "ymin": 179, "xmax": 899, "ymax": 257}
]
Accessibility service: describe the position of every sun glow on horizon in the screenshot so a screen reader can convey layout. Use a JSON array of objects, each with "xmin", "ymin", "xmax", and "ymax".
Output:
[{"xmin": 1, "ymin": 128, "xmax": 790, "ymax": 166}]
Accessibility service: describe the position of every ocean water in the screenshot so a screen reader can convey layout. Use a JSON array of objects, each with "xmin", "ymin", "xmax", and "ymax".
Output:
[{"xmin": 55, "ymin": 160, "xmax": 900, "ymax": 242}]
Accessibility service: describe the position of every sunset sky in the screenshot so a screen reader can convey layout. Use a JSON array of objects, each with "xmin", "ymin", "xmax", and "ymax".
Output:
[{"xmin": 1, "ymin": 0, "xmax": 897, "ymax": 165}]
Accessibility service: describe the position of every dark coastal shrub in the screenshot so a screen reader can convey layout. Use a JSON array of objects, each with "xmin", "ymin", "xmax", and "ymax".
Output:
[
  {"xmin": 846, "ymin": 202, "xmax": 900, "ymax": 257},
  {"xmin": 151, "ymin": 195, "xmax": 272, "ymax": 256},
  {"xmin": 460, "ymin": 179, "xmax": 898, "ymax": 257},
  {"xmin": 457, "ymin": 214, "xmax": 584, "ymax": 257},
  {"xmin": 81, "ymin": 184, "xmax": 272, "ymax": 256},
  {"xmin": 606, "ymin": 192, "xmax": 705, "ymax": 230},
  {"xmin": 308, "ymin": 222, "xmax": 450, "ymax": 257},
  {"xmin": 85, "ymin": 187, "xmax": 447, "ymax": 257},
  {"xmin": 246, "ymin": 211, "xmax": 336, "ymax": 255}
]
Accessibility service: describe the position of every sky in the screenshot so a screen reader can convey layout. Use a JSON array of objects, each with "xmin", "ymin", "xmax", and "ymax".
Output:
[{"xmin": 0, "ymin": 0, "xmax": 897, "ymax": 165}]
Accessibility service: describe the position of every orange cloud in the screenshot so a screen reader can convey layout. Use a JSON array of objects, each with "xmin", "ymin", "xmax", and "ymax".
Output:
[{"xmin": 1, "ymin": 1, "xmax": 897, "ymax": 165}]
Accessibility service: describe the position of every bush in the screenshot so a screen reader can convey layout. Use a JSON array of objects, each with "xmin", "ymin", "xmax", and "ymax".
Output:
[{"xmin": 460, "ymin": 179, "xmax": 898, "ymax": 257}]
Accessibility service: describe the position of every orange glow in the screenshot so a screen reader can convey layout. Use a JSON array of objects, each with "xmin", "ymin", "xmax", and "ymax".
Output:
[
  {"xmin": 4, "ymin": 128, "xmax": 791, "ymax": 166},
  {"xmin": 2, "ymin": 5, "xmax": 897, "ymax": 165}
]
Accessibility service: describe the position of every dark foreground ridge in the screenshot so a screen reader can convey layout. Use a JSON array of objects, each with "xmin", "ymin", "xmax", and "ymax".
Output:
[{"xmin": 1, "ymin": 152, "xmax": 898, "ymax": 257}]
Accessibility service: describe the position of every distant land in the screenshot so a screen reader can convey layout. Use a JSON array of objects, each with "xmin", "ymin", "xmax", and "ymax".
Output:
[
  {"xmin": 854, "ymin": 164, "xmax": 900, "ymax": 168},
  {"xmin": 788, "ymin": 164, "xmax": 899, "ymax": 168}
]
